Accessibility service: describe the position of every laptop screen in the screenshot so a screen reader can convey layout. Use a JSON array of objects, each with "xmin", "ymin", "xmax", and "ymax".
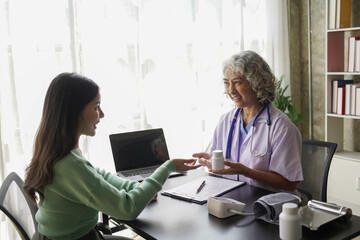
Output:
[{"xmin": 109, "ymin": 128, "xmax": 170, "ymax": 172}]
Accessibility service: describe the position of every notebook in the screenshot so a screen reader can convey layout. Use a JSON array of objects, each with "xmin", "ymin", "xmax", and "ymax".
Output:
[
  {"xmin": 161, "ymin": 175, "xmax": 245, "ymax": 204},
  {"xmin": 109, "ymin": 128, "xmax": 183, "ymax": 181}
]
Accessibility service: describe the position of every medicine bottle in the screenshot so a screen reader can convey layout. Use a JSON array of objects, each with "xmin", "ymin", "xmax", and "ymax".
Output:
[
  {"xmin": 212, "ymin": 150, "xmax": 224, "ymax": 171},
  {"xmin": 279, "ymin": 203, "xmax": 302, "ymax": 240}
]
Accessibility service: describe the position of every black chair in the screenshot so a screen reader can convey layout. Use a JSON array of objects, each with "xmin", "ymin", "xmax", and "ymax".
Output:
[
  {"xmin": 298, "ymin": 139, "xmax": 337, "ymax": 204},
  {"xmin": 0, "ymin": 172, "xmax": 39, "ymax": 240},
  {"xmin": 0, "ymin": 172, "xmax": 127, "ymax": 240},
  {"xmin": 98, "ymin": 213, "xmax": 126, "ymax": 235}
]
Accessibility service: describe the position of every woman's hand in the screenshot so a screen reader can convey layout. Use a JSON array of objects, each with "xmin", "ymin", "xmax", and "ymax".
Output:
[
  {"xmin": 192, "ymin": 152, "xmax": 212, "ymax": 169},
  {"xmin": 209, "ymin": 161, "xmax": 246, "ymax": 175},
  {"xmin": 209, "ymin": 161, "xmax": 298, "ymax": 191},
  {"xmin": 171, "ymin": 159, "xmax": 201, "ymax": 172},
  {"xmin": 152, "ymin": 193, "xmax": 158, "ymax": 201}
]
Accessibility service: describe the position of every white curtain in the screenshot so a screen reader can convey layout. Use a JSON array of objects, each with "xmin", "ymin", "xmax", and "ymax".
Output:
[{"xmin": 0, "ymin": 0, "xmax": 289, "ymax": 238}]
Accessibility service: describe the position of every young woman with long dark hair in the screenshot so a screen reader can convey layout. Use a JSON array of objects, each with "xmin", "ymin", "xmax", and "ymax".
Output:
[{"xmin": 24, "ymin": 72, "xmax": 200, "ymax": 240}]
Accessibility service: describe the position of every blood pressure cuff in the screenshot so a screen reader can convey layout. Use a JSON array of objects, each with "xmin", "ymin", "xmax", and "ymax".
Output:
[{"xmin": 252, "ymin": 192, "xmax": 302, "ymax": 224}]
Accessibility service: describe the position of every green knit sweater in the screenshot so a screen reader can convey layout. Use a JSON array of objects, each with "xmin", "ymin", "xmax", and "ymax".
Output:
[{"xmin": 35, "ymin": 149, "xmax": 175, "ymax": 240}]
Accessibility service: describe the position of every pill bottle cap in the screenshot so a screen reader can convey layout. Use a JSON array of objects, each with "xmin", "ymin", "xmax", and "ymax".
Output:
[
  {"xmin": 213, "ymin": 150, "xmax": 223, "ymax": 158},
  {"xmin": 282, "ymin": 203, "xmax": 299, "ymax": 214}
]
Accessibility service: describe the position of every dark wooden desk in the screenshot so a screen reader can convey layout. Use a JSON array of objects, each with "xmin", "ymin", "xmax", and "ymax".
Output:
[{"xmin": 117, "ymin": 170, "xmax": 360, "ymax": 240}]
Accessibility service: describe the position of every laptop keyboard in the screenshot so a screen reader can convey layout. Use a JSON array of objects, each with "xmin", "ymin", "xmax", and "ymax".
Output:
[{"xmin": 121, "ymin": 166, "xmax": 159, "ymax": 177}]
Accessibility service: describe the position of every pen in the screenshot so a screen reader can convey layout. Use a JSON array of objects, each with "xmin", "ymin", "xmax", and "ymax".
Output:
[{"xmin": 196, "ymin": 180, "xmax": 206, "ymax": 194}]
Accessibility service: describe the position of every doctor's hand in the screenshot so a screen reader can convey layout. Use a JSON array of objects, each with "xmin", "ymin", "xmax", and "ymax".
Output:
[
  {"xmin": 192, "ymin": 152, "xmax": 212, "ymax": 169},
  {"xmin": 171, "ymin": 159, "xmax": 201, "ymax": 172},
  {"xmin": 209, "ymin": 161, "xmax": 247, "ymax": 175}
]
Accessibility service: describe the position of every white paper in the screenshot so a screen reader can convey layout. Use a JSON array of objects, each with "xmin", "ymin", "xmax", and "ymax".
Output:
[{"xmin": 162, "ymin": 176, "xmax": 244, "ymax": 203}]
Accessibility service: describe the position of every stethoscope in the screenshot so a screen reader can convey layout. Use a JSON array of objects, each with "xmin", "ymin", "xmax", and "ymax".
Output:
[{"xmin": 225, "ymin": 104, "xmax": 271, "ymax": 160}]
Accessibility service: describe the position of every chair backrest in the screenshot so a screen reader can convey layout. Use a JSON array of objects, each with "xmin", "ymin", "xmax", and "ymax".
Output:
[
  {"xmin": 0, "ymin": 172, "xmax": 38, "ymax": 240},
  {"xmin": 298, "ymin": 139, "xmax": 337, "ymax": 203}
]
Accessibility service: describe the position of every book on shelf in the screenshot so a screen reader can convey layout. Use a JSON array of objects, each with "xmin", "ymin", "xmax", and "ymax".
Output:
[
  {"xmin": 332, "ymin": 80, "xmax": 353, "ymax": 113},
  {"xmin": 345, "ymin": 83, "xmax": 352, "ymax": 115},
  {"xmin": 332, "ymin": 80, "xmax": 337, "ymax": 113},
  {"xmin": 335, "ymin": 0, "xmax": 340, "ymax": 28},
  {"xmin": 351, "ymin": 84, "xmax": 360, "ymax": 115},
  {"xmin": 328, "ymin": 0, "xmax": 336, "ymax": 29},
  {"xmin": 337, "ymin": 87, "xmax": 345, "ymax": 115},
  {"xmin": 348, "ymin": 37, "xmax": 360, "ymax": 72},
  {"xmin": 356, "ymin": 40, "xmax": 360, "ymax": 72},
  {"xmin": 335, "ymin": 0, "xmax": 351, "ymax": 29},
  {"xmin": 356, "ymin": 87, "xmax": 360, "ymax": 116}
]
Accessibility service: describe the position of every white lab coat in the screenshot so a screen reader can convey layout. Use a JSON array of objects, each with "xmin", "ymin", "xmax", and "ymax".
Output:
[{"xmin": 206, "ymin": 104, "xmax": 303, "ymax": 194}]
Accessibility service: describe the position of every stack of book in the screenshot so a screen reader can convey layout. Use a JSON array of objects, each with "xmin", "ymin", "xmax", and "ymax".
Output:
[
  {"xmin": 332, "ymin": 80, "xmax": 360, "ymax": 116},
  {"xmin": 328, "ymin": 0, "xmax": 351, "ymax": 29}
]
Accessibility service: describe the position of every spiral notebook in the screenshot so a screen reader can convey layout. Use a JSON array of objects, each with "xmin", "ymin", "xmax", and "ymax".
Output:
[{"xmin": 161, "ymin": 175, "xmax": 245, "ymax": 204}]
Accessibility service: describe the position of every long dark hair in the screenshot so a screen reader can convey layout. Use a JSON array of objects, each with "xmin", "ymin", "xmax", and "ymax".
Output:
[{"xmin": 24, "ymin": 72, "xmax": 99, "ymax": 203}]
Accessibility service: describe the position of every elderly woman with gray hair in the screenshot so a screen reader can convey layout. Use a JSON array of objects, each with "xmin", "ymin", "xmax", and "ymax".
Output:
[{"xmin": 193, "ymin": 50, "xmax": 303, "ymax": 195}]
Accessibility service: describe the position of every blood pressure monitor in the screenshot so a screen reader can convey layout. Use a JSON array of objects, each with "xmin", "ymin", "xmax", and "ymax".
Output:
[{"xmin": 207, "ymin": 197, "xmax": 247, "ymax": 218}]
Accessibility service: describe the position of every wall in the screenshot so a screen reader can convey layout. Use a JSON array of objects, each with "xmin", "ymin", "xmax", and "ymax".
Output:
[{"xmin": 288, "ymin": 0, "xmax": 325, "ymax": 141}]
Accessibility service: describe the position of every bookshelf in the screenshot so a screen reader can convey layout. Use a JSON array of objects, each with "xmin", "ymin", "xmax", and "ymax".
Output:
[
  {"xmin": 325, "ymin": 13, "xmax": 360, "ymax": 153},
  {"xmin": 325, "ymin": 0, "xmax": 360, "ymax": 216}
]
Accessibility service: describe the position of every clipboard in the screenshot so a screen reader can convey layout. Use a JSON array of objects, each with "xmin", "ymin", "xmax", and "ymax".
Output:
[{"xmin": 161, "ymin": 175, "xmax": 245, "ymax": 204}]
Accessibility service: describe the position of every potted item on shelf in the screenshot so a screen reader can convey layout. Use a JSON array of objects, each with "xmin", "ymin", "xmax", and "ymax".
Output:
[{"xmin": 273, "ymin": 75, "xmax": 304, "ymax": 126}]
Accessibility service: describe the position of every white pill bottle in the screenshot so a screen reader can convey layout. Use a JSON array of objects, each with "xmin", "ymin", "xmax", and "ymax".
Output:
[
  {"xmin": 212, "ymin": 150, "xmax": 224, "ymax": 171},
  {"xmin": 279, "ymin": 203, "xmax": 302, "ymax": 240}
]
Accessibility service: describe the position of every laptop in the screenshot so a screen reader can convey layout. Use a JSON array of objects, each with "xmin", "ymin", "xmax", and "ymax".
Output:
[{"xmin": 109, "ymin": 128, "xmax": 184, "ymax": 181}]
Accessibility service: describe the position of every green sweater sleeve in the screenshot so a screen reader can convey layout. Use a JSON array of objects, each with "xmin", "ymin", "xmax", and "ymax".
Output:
[
  {"xmin": 48, "ymin": 150, "xmax": 175, "ymax": 220},
  {"xmin": 36, "ymin": 150, "xmax": 177, "ymax": 239},
  {"xmin": 90, "ymin": 159, "xmax": 176, "ymax": 220}
]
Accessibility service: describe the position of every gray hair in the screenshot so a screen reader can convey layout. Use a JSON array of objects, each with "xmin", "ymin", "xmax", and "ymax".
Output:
[{"xmin": 222, "ymin": 50, "xmax": 277, "ymax": 104}]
